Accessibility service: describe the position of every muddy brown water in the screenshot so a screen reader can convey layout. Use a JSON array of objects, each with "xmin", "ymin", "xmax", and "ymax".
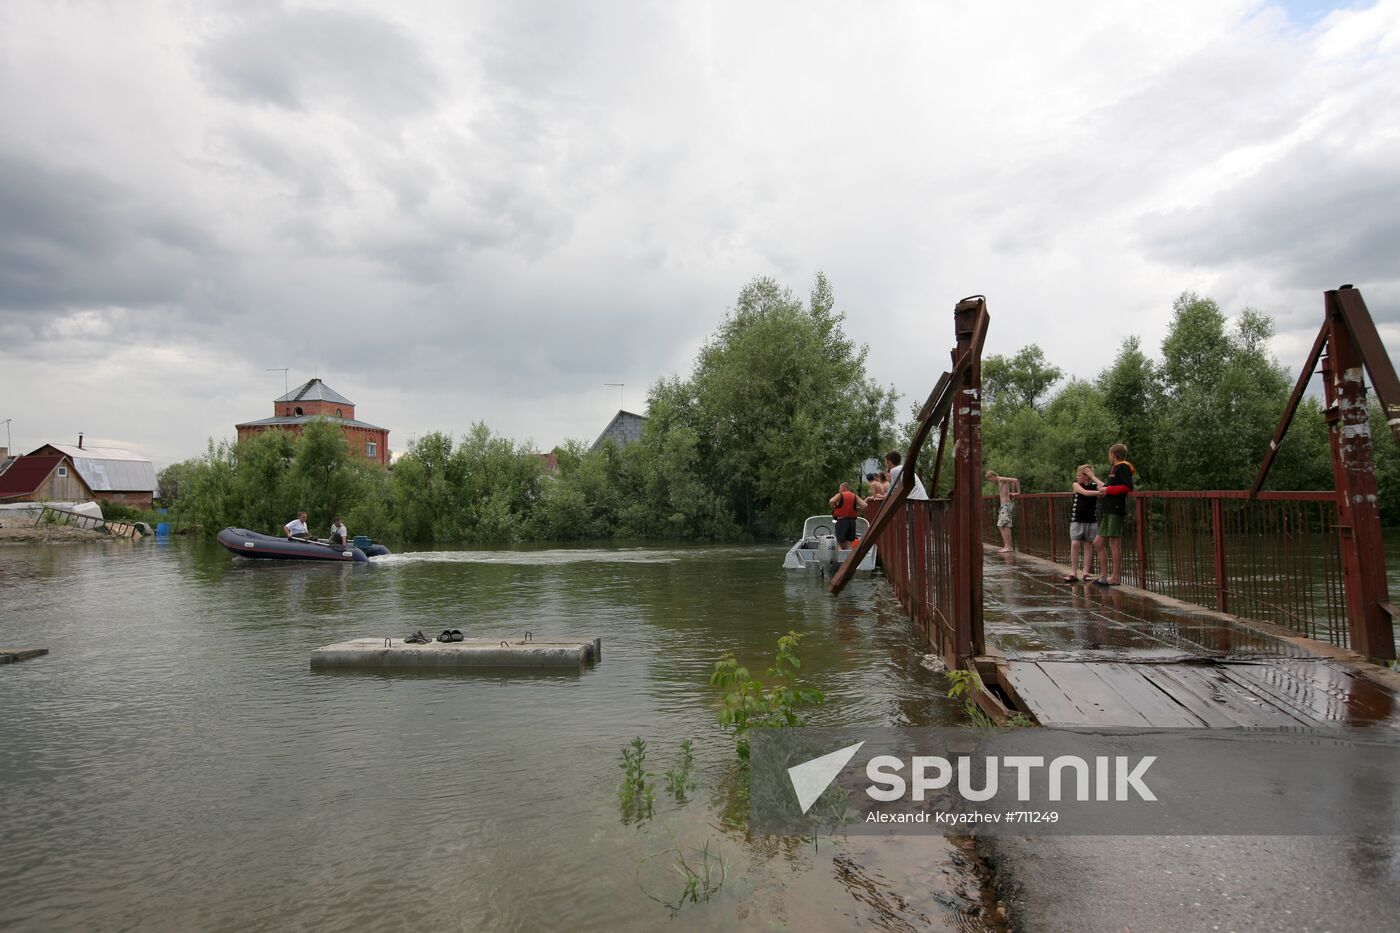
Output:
[{"xmin": 0, "ymin": 539, "xmax": 995, "ymax": 931}]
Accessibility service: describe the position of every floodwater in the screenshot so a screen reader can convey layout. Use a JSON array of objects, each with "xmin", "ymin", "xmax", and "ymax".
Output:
[{"xmin": 0, "ymin": 540, "xmax": 992, "ymax": 932}]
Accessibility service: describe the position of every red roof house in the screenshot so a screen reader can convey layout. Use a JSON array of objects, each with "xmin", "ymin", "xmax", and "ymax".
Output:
[{"xmin": 0, "ymin": 454, "xmax": 94, "ymax": 502}]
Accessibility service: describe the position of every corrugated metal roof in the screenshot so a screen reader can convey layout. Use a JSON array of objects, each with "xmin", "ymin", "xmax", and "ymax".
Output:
[
  {"xmin": 47, "ymin": 444, "xmax": 150, "ymax": 462},
  {"xmin": 0, "ymin": 455, "xmax": 65, "ymax": 498},
  {"xmin": 38, "ymin": 445, "xmax": 157, "ymax": 493},
  {"xmin": 275, "ymin": 378, "xmax": 354, "ymax": 406},
  {"xmin": 236, "ymin": 415, "xmax": 388, "ymax": 431}
]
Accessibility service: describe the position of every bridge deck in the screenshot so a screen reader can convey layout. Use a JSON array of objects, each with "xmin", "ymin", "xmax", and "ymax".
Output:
[{"xmin": 982, "ymin": 558, "xmax": 1400, "ymax": 728}]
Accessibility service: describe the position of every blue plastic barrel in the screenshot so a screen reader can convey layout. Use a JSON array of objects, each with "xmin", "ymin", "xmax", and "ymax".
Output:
[
  {"xmin": 352, "ymin": 535, "xmax": 373, "ymax": 549},
  {"xmin": 156, "ymin": 523, "xmax": 171, "ymax": 536}
]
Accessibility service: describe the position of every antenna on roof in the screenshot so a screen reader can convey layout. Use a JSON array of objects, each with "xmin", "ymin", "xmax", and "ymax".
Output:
[
  {"xmin": 266, "ymin": 368, "xmax": 289, "ymax": 397},
  {"xmin": 604, "ymin": 383, "xmax": 624, "ymax": 410}
]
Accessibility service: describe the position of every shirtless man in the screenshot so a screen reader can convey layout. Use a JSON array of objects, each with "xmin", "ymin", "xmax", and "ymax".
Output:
[{"xmin": 985, "ymin": 470, "xmax": 1020, "ymax": 553}]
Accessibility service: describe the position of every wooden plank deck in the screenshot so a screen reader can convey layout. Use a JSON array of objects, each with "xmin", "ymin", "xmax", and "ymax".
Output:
[
  {"xmin": 986, "ymin": 559, "xmax": 1400, "ymax": 730},
  {"xmin": 1002, "ymin": 659, "xmax": 1390, "ymax": 728}
]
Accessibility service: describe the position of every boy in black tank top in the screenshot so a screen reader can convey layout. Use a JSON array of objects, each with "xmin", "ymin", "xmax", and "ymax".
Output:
[{"xmin": 1065, "ymin": 464, "xmax": 1101, "ymax": 581}]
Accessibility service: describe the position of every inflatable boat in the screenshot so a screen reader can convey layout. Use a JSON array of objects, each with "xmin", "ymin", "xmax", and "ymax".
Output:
[{"xmin": 216, "ymin": 527, "xmax": 391, "ymax": 562}]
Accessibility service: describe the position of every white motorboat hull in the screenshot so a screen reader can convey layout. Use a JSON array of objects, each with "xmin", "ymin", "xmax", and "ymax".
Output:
[{"xmin": 782, "ymin": 515, "xmax": 877, "ymax": 574}]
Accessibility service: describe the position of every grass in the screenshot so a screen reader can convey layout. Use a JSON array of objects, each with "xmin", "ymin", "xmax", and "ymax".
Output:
[{"xmin": 618, "ymin": 736, "xmax": 656, "ymax": 823}]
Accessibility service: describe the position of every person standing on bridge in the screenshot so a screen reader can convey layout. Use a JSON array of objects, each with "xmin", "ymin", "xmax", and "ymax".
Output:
[
  {"xmin": 986, "ymin": 470, "xmax": 1021, "ymax": 553},
  {"xmin": 1092, "ymin": 444, "xmax": 1136, "ymax": 586},
  {"xmin": 868, "ymin": 470, "xmax": 889, "ymax": 499},
  {"xmin": 829, "ymin": 483, "xmax": 866, "ymax": 550},
  {"xmin": 1065, "ymin": 464, "xmax": 1102, "ymax": 582},
  {"xmin": 884, "ymin": 451, "xmax": 929, "ymax": 501}
]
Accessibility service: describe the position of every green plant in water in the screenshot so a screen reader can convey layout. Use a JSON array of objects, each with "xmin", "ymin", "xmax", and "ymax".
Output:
[
  {"xmin": 664, "ymin": 738, "xmax": 696, "ymax": 801},
  {"xmin": 711, "ymin": 631, "xmax": 825, "ymax": 762},
  {"xmin": 642, "ymin": 839, "xmax": 727, "ymax": 916},
  {"xmin": 946, "ymin": 668, "xmax": 1034, "ymax": 728},
  {"xmin": 618, "ymin": 736, "xmax": 655, "ymax": 822}
]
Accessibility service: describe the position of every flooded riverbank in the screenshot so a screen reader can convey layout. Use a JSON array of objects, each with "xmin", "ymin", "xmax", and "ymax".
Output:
[{"xmin": 0, "ymin": 539, "xmax": 994, "ymax": 930}]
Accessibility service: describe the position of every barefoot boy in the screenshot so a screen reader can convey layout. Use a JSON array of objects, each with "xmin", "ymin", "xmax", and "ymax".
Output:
[
  {"xmin": 985, "ymin": 470, "xmax": 1020, "ymax": 553},
  {"xmin": 1092, "ymin": 444, "xmax": 1135, "ymax": 585},
  {"xmin": 1065, "ymin": 464, "xmax": 1101, "ymax": 582}
]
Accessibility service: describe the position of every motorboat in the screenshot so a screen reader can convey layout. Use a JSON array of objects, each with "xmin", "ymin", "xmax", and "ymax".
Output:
[
  {"xmin": 216, "ymin": 527, "xmax": 390, "ymax": 562},
  {"xmin": 782, "ymin": 515, "xmax": 877, "ymax": 574}
]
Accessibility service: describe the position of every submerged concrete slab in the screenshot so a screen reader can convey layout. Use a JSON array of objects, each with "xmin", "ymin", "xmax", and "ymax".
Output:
[
  {"xmin": 0, "ymin": 648, "xmax": 48, "ymax": 664},
  {"xmin": 310, "ymin": 637, "xmax": 601, "ymax": 671}
]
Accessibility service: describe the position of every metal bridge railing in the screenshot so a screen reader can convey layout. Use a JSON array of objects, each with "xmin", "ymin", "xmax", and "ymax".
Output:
[
  {"xmin": 876, "ymin": 499, "xmax": 958, "ymax": 658},
  {"xmin": 986, "ymin": 491, "xmax": 1351, "ymax": 648}
]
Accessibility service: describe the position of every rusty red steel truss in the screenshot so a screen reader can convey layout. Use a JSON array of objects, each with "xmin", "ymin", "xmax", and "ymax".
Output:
[
  {"xmin": 833, "ymin": 285, "xmax": 1398, "ymax": 667},
  {"xmin": 1250, "ymin": 285, "xmax": 1399, "ymax": 659},
  {"xmin": 829, "ymin": 296, "xmax": 988, "ymax": 669}
]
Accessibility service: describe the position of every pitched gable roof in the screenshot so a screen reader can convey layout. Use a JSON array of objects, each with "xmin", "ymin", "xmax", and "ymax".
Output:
[
  {"xmin": 590, "ymin": 410, "xmax": 647, "ymax": 452},
  {"xmin": 31, "ymin": 445, "xmax": 158, "ymax": 493},
  {"xmin": 0, "ymin": 455, "xmax": 65, "ymax": 498}
]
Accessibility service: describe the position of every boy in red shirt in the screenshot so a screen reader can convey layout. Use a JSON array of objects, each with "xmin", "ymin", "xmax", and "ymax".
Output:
[{"xmin": 1092, "ymin": 444, "xmax": 1135, "ymax": 586}]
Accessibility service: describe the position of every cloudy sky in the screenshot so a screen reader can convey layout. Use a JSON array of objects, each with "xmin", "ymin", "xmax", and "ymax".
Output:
[{"xmin": 2, "ymin": 0, "xmax": 1398, "ymax": 468}]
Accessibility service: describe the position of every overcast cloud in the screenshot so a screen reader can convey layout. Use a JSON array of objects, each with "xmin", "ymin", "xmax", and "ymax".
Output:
[{"xmin": 2, "ymin": 0, "xmax": 1398, "ymax": 467}]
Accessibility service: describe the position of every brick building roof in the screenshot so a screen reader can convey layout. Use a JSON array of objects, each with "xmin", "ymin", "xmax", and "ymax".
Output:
[
  {"xmin": 236, "ymin": 415, "xmax": 388, "ymax": 431},
  {"xmin": 275, "ymin": 378, "xmax": 353, "ymax": 405}
]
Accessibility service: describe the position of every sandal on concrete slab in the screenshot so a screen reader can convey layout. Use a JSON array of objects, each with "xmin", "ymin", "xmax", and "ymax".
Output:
[
  {"xmin": 404, "ymin": 631, "xmax": 430, "ymax": 644},
  {"xmin": 449, "ymin": 629, "xmax": 464, "ymax": 642}
]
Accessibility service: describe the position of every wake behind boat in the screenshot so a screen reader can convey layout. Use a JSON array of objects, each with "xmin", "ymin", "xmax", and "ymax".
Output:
[{"xmin": 217, "ymin": 527, "xmax": 390, "ymax": 562}]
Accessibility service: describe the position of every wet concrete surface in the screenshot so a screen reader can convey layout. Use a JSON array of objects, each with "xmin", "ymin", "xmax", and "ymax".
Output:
[
  {"xmin": 982, "ymin": 834, "xmax": 1400, "ymax": 933},
  {"xmin": 984, "ymin": 560, "xmax": 1317, "ymax": 664}
]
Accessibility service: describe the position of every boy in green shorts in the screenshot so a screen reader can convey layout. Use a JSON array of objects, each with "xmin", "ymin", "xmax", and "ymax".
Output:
[{"xmin": 1092, "ymin": 444, "xmax": 1135, "ymax": 586}]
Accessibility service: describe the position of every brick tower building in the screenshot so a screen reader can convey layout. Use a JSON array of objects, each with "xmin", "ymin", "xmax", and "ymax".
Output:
[{"xmin": 236, "ymin": 378, "xmax": 390, "ymax": 466}]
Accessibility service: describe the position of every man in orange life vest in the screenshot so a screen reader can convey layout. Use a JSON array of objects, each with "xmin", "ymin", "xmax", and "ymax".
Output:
[{"xmin": 828, "ymin": 482, "xmax": 867, "ymax": 550}]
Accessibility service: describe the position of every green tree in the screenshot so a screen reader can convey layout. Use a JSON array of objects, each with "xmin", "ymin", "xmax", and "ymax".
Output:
[
  {"xmin": 1030, "ymin": 380, "xmax": 1120, "ymax": 490},
  {"xmin": 1096, "ymin": 336, "xmax": 1162, "ymax": 473},
  {"xmin": 387, "ymin": 432, "xmax": 468, "ymax": 543},
  {"xmin": 982, "ymin": 345, "xmax": 1063, "ymax": 410},
  {"xmin": 156, "ymin": 459, "xmax": 200, "ymax": 508},
  {"xmin": 227, "ymin": 429, "xmax": 298, "ymax": 533},
  {"xmin": 1155, "ymin": 296, "xmax": 1293, "ymax": 489},
  {"xmin": 1369, "ymin": 400, "xmax": 1400, "ymax": 526},
  {"xmin": 667, "ymin": 272, "xmax": 896, "ymax": 534},
  {"xmin": 287, "ymin": 418, "xmax": 364, "ymax": 528}
]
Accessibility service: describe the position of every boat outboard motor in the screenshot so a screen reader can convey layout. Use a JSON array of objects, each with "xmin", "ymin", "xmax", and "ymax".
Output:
[{"xmin": 814, "ymin": 534, "xmax": 841, "ymax": 571}]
